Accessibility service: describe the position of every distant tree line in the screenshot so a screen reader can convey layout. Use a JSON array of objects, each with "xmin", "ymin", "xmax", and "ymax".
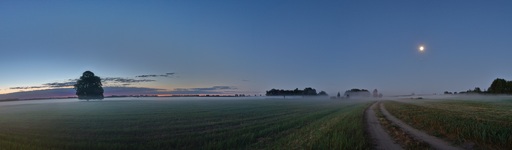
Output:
[
  {"xmin": 266, "ymin": 87, "xmax": 327, "ymax": 96},
  {"xmin": 444, "ymin": 78, "xmax": 512, "ymax": 95},
  {"xmin": 344, "ymin": 89, "xmax": 371, "ymax": 97}
]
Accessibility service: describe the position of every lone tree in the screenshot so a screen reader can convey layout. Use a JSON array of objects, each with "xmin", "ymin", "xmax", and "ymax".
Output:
[{"xmin": 74, "ymin": 71, "xmax": 104, "ymax": 100}]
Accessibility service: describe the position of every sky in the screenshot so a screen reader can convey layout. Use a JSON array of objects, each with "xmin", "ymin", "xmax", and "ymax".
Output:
[{"xmin": 1, "ymin": 0, "xmax": 512, "ymax": 99}]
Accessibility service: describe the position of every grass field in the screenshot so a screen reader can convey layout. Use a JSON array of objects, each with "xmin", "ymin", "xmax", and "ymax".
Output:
[
  {"xmin": 0, "ymin": 98, "xmax": 372, "ymax": 149},
  {"xmin": 384, "ymin": 99, "xmax": 512, "ymax": 149}
]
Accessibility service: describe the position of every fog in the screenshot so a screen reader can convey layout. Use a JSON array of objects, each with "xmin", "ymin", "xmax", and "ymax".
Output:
[
  {"xmin": 1, "ymin": 94, "xmax": 511, "ymax": 109},
  {"xmin": 386, "ymin": 94, "xmax": 512, "ymax": 103}
]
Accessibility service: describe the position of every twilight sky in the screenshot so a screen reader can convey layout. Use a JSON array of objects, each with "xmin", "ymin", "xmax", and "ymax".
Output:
[{"xmin": 1, "ymin": 1, "xmax": 512, "ymax": 98}]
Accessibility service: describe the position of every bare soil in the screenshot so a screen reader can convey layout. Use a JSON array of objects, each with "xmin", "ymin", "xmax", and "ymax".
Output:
[{"xmin": 365, "ymin": 102, "xmax": 403, "ymax": 150}]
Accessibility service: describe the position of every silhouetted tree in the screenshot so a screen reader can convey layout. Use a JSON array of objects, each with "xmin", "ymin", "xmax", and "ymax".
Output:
[
  {"xmin": 337, "ymin": 92, "xmax": 341, "ymax": 98},
  {"xmin": 74, "ymin": 71, "xmax": 104, "ymax": 100},
  {"xmin": 318, "ymin": 91, "xmax": 328, "ymax": 96},
  {"xmin": 303, "ymin": 87, "xmax": 317, "ymax": 95},
  {"xmin": 344, "ymin": 89, "xmax": 370, "ymax": 97},
  {"xmin": 265, "ymin": 87, "xmax": 323, "ymax": 96},
  {"xmin": 508, "ymin": 81, "xmax": 512, "ymax": 94},
  {"xmin": 488, "ymin": 78, "xmax": 508, "ymax": 94},
  {"xmin": 372, "ymin": 89, "xmax": 379, "ymax": 97},
  {"xmin": 474, "ymin": 87, "xmax": 482, "ymax": 93}
]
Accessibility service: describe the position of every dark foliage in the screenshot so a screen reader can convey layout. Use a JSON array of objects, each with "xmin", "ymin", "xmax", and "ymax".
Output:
[
  {"xmin": 344, "ymin": 89, "xmax": 371, "ymax": 97},
  {"xmin": 487, "ymin": 78, "xmax": 512, "ymax": 94},
  {"xmin": 372, "ymin": 89, "xmax": 379, "ymax": 97},
  {"xmin": 265, "ymin": 87, "xmax": 320, "ymax": 96},
  {"xmin": 347, "ymin": 89, "xmax": 369, "ymax": 92},
  {"xmin": 74, "ymin": 71, "xmax": 104, "ymax": 100},
  {"xmin": 318, "ymin": 91, "xmax": 328, "ymax": 96}
]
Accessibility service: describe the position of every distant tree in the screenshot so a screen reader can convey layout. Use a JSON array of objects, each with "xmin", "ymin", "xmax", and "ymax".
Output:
[
  {"xmin": 318, "ymin": 91, "xmax": 328, "ymax": 96},
  {"xmin": 266, "ymin": 87, "xmax": 323, "ymax": 96},
  {"xmin": 372, "ymin": 89, "xmax": 379, "ymax": 97},
  {"xmin": 488, "ymin": 78, "xmax": 508, "ymax": 94},
  {"xmin": 337, "ymin": 92, "xmax": 341, "ymax": 98},
  {"xmin": 293, "ymin": 88, "xmax": 300, "ymax": 94},
  {"xmin": 508, "ymin": 81, "xmax": 512, "ymax": 94},
  {"xmin": 344, "ymin": 88, "xmax": 371, "ymax": 97},
  {"xmin": 74, "ymin": 71, "xmax": 104, "ymax": 100},
  {"xmin": 303, "ymin": 87, "xmax": 317, "ymax": 95},
  {"xmin": 474, "ymin": 87, "xmax": 482, "ymax": 93}
]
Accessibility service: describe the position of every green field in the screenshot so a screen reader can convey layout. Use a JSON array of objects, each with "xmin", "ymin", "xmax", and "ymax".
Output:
[
  {"xmin": 0, "ymin": 98, "xmax": 372, "ymax": 149},
  {"xmin": 384, "ymin": 99, "xmax": 512, "ymax": 149}
]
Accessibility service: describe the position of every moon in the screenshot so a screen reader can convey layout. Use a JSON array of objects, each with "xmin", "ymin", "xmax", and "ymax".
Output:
[{"xmin": 419, "ymin": 46, "xmax": 425, "ymax": 52}]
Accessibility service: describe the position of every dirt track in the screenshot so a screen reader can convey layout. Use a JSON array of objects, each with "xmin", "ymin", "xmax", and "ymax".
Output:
[
  {"xmin": 365, "ymin": 102, "xmax": 402, "ymax": 150},
  {"xmin": 379, "ymin": 102, "xmax": 462, "ymax": 150}
]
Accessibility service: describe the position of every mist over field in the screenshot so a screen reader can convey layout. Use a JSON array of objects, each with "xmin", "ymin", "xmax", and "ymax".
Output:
[{"xmin": 1, "ymin": 0, "xmax": 512, "ymax": 149}]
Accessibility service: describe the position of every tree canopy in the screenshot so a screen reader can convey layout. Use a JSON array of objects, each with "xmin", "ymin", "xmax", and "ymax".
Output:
[
  {"xmin": 318, "ymin": 91, "xmax": 328, "ymax": 96},
  {"xmin": 265, "ymin": 87, "xmax": 322, "ymax": 96},
  {"xmin": 487, "ymin": 78, "xmax": 512, "ymax": 94},
  {"xmin": 74, "ymin": 71, "xmax": 104, "ymax": 100},
  {"xmin": 344, "ymin": 89, "xmax": 371, "ymax": 97}
]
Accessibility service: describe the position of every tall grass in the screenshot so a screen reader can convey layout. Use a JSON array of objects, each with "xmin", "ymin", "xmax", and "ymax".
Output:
[
  {"xmin": 0, "ymin": 99, "xmax": 371, "ymax": 149},
  {"xmin": 384, "ymin": 100, "xmax": 512, "ymax": 149}
]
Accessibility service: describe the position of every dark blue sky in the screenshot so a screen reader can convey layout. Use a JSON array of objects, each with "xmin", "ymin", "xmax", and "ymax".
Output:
[{"xmin": 1, "ymin": 0, "xmax": 511, "ymax": 97}]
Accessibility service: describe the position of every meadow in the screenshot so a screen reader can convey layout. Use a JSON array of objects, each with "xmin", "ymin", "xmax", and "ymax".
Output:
[
  {"xmin": 384, "ymin": 99, "xmax": 512, "ymax": 149},
  {"xmin": 0, "ymin": 98, "xmax": 372, "ymax": 150}
]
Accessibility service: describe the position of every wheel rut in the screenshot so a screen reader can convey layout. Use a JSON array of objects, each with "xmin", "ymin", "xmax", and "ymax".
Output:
[
  {"xmin": 365, "ymin": 102, "xmax": 402, "ymax": 150},
  {"xmin": 380, "ymin": 102, "xmax": 462, "ymax": 150}
]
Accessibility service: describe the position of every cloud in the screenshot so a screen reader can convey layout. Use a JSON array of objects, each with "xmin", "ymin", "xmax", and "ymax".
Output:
[
  {"xmin": 174, "ymin": 86, "xmax": 236, "ymax": 91},
  {"xmin": 0, "ymin": 88, "xmax": 77, "ymax": 100},
  {"xmin": 43, "ymin": 82, "xmax": 77, "ymax": 88},
  {"xmin": 102, "ymin": 77, "xmax": 155, "ymax": 83},
  {"xmin": 8, "ymin": 76, "xmax": 156, "ymax": 90},
  {"xmin": 171, "ymin": 86, "xmax": 237, "ymax": 94},
  {"xmin": 0, "ymin": 87, "xmax": 167, "ymax": 100},
  {"xmin": 9, "ymin": 81, "xmax": 77, "ymax": 90},
  {"xmin": 0, "ymin": 85, "xmax": 237, "ymax": 100},
  {"xmin": 136, "ymin": 73, "xmax": 175, "ymax": 78},
  {"xmin": 10, "ymin": 86, "xmax": 46, "ymax": 90},
  {"xmin": 103, "ymin": 87, "xmax": 169, "ymax": 95}
]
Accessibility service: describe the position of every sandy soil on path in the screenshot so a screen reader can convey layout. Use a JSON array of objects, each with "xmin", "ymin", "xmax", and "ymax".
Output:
[
  {"xmin": 365, "ymin": 102, "xmax": 403, "ymax": 150},
  {"xmin": 380, "ymin": 102, "xmax": 462, "ymax": 150}
]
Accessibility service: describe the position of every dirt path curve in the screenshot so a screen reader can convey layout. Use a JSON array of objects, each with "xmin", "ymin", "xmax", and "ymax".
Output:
[
  {"xmin": 365, "ymin": 102, "xmax": 403, "ymax": 150},
  {"xmin": 380, "ymin": 102, "xmax": 462, "ymax": 150}
]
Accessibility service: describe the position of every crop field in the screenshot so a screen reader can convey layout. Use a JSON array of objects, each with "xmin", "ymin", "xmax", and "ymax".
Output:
[
  {"xmin": 384, "ymin": 99, "xmax": 512, "ymax": 149},
  {"xmin": 0, "ymin": 98, "xmax": 372, "ymax": 149}
]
